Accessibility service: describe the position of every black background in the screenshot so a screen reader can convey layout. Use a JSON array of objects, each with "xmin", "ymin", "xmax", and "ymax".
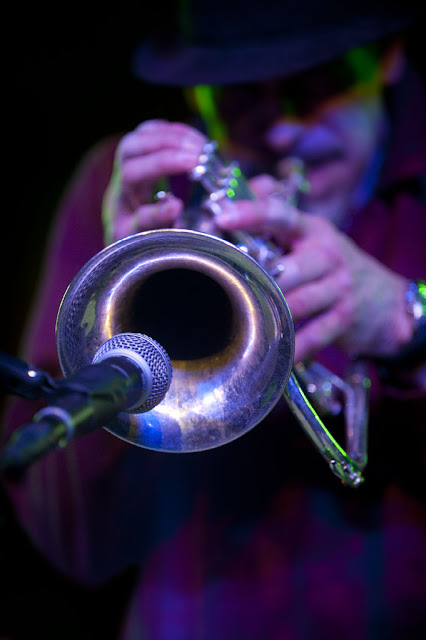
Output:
[{"xmin": 1, "ymin": 6, "xmax": 425, "ymax": 639}]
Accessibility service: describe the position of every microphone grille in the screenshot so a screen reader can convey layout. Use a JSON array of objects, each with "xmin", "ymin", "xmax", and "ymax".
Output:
[{"xmin": 93, "ymin": 333, "xmax": 173, "ymax": 413}]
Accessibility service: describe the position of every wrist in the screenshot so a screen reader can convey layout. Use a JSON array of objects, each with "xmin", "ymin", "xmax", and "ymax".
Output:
[{"xmin": 376, "ymin": 280, "xmax": 426, "ymax": 388}]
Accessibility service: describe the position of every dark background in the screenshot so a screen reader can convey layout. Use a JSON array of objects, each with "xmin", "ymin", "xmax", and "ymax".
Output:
[{"xmin": 1, "ymin": 7, "xmax": 425, "ymax": 639}]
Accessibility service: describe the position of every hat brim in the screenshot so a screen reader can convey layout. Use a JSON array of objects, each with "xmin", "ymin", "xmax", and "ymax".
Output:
[{"xmin": 133, "ymin": 13, "xmax": 418, "ymax": 86}]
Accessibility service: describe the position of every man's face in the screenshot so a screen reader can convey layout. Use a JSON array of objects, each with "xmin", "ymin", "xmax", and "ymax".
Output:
[{"xmin": 200, "ymin": 46, "xmax": 392, "ymax": 227}]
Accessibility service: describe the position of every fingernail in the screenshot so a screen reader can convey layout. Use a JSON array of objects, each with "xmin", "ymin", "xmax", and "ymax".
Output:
[
  {"xmin": 182, "ymin": 136, "xmax": 202, "ymax": 152},
  {"xmin": 215, "ymin": 211, "xmax": 239, "ymax": 227},
  {"xmin": 176, "ymin": 151, "xmax": 199, "ymax": 165},
  {"xmin": 158, "ymin": 197, "xmax": 174, "ymax": 212}
]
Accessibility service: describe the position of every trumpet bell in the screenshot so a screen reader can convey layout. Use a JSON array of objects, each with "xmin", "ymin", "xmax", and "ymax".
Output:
[{"xmin": 56, "ymin": 229, "xmax": 294, "ymax": 452}]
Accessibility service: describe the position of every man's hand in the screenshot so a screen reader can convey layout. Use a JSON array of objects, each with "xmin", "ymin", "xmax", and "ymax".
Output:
[
  {"xmin": 215, "ymin": 175, "xmax": 413, "ymax": 363},
  {"xmin": 102, "ymin": 120, "xmax": 206, "ymax": 244}
]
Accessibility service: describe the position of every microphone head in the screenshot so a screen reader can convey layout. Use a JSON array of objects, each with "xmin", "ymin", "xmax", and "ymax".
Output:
[{"xmin": 92, "ymin": 333, "xmax": 173, "ymax": 413}]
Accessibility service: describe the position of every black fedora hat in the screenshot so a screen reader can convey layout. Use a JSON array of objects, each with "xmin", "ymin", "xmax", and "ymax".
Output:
[{"xmin": 133, "ymin": 0, "xmax": 422, "ymax": 86}]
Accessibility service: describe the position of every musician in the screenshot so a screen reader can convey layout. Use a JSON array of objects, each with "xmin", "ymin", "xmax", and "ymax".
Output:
[{"xmin": 2, "ymin": 1, "xmax": 426, "ymax": 638}]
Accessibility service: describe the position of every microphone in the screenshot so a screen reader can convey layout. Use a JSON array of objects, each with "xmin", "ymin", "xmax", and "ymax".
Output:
[{"xmin": 0, "ymin": 333, "xmax": 172, "ymax": 472}]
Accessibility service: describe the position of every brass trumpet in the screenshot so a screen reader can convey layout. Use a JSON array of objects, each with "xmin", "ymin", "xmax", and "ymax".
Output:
[{"xmin": 55, "ymin": 144, "xmax": 368, "ymax": 488}]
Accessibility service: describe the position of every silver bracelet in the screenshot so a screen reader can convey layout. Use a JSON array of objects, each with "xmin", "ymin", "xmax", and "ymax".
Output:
[
  {"xmin": 376, "ymin": 279, "xmax": 426, "ymax": 383},
  {"xmin": 406, "ymin": 280, "xmax": 426, "ymax": 329}
]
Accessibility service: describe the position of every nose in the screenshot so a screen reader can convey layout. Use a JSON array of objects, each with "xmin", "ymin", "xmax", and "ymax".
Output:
[{"xmin": 264, "ymin": 119, "xmax": 305, "ymax": 153}]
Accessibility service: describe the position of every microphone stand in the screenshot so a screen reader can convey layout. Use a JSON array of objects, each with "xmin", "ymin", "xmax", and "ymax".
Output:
[
  {"xmin": 0, "ymin": 349, "xmax": 57, "ymax": 401},
  {"xmin": 0, "ymin": 349, "xmax": 60, "ymax": 478},
  {"xmin": 0, "ymin": 350, "xmax": 139, "ymax": 473}
]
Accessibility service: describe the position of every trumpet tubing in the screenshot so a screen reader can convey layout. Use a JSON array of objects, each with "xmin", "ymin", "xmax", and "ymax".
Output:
[{"xmin": 188, "ymin": 141, "xmax": 368, "ymax": 487}]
